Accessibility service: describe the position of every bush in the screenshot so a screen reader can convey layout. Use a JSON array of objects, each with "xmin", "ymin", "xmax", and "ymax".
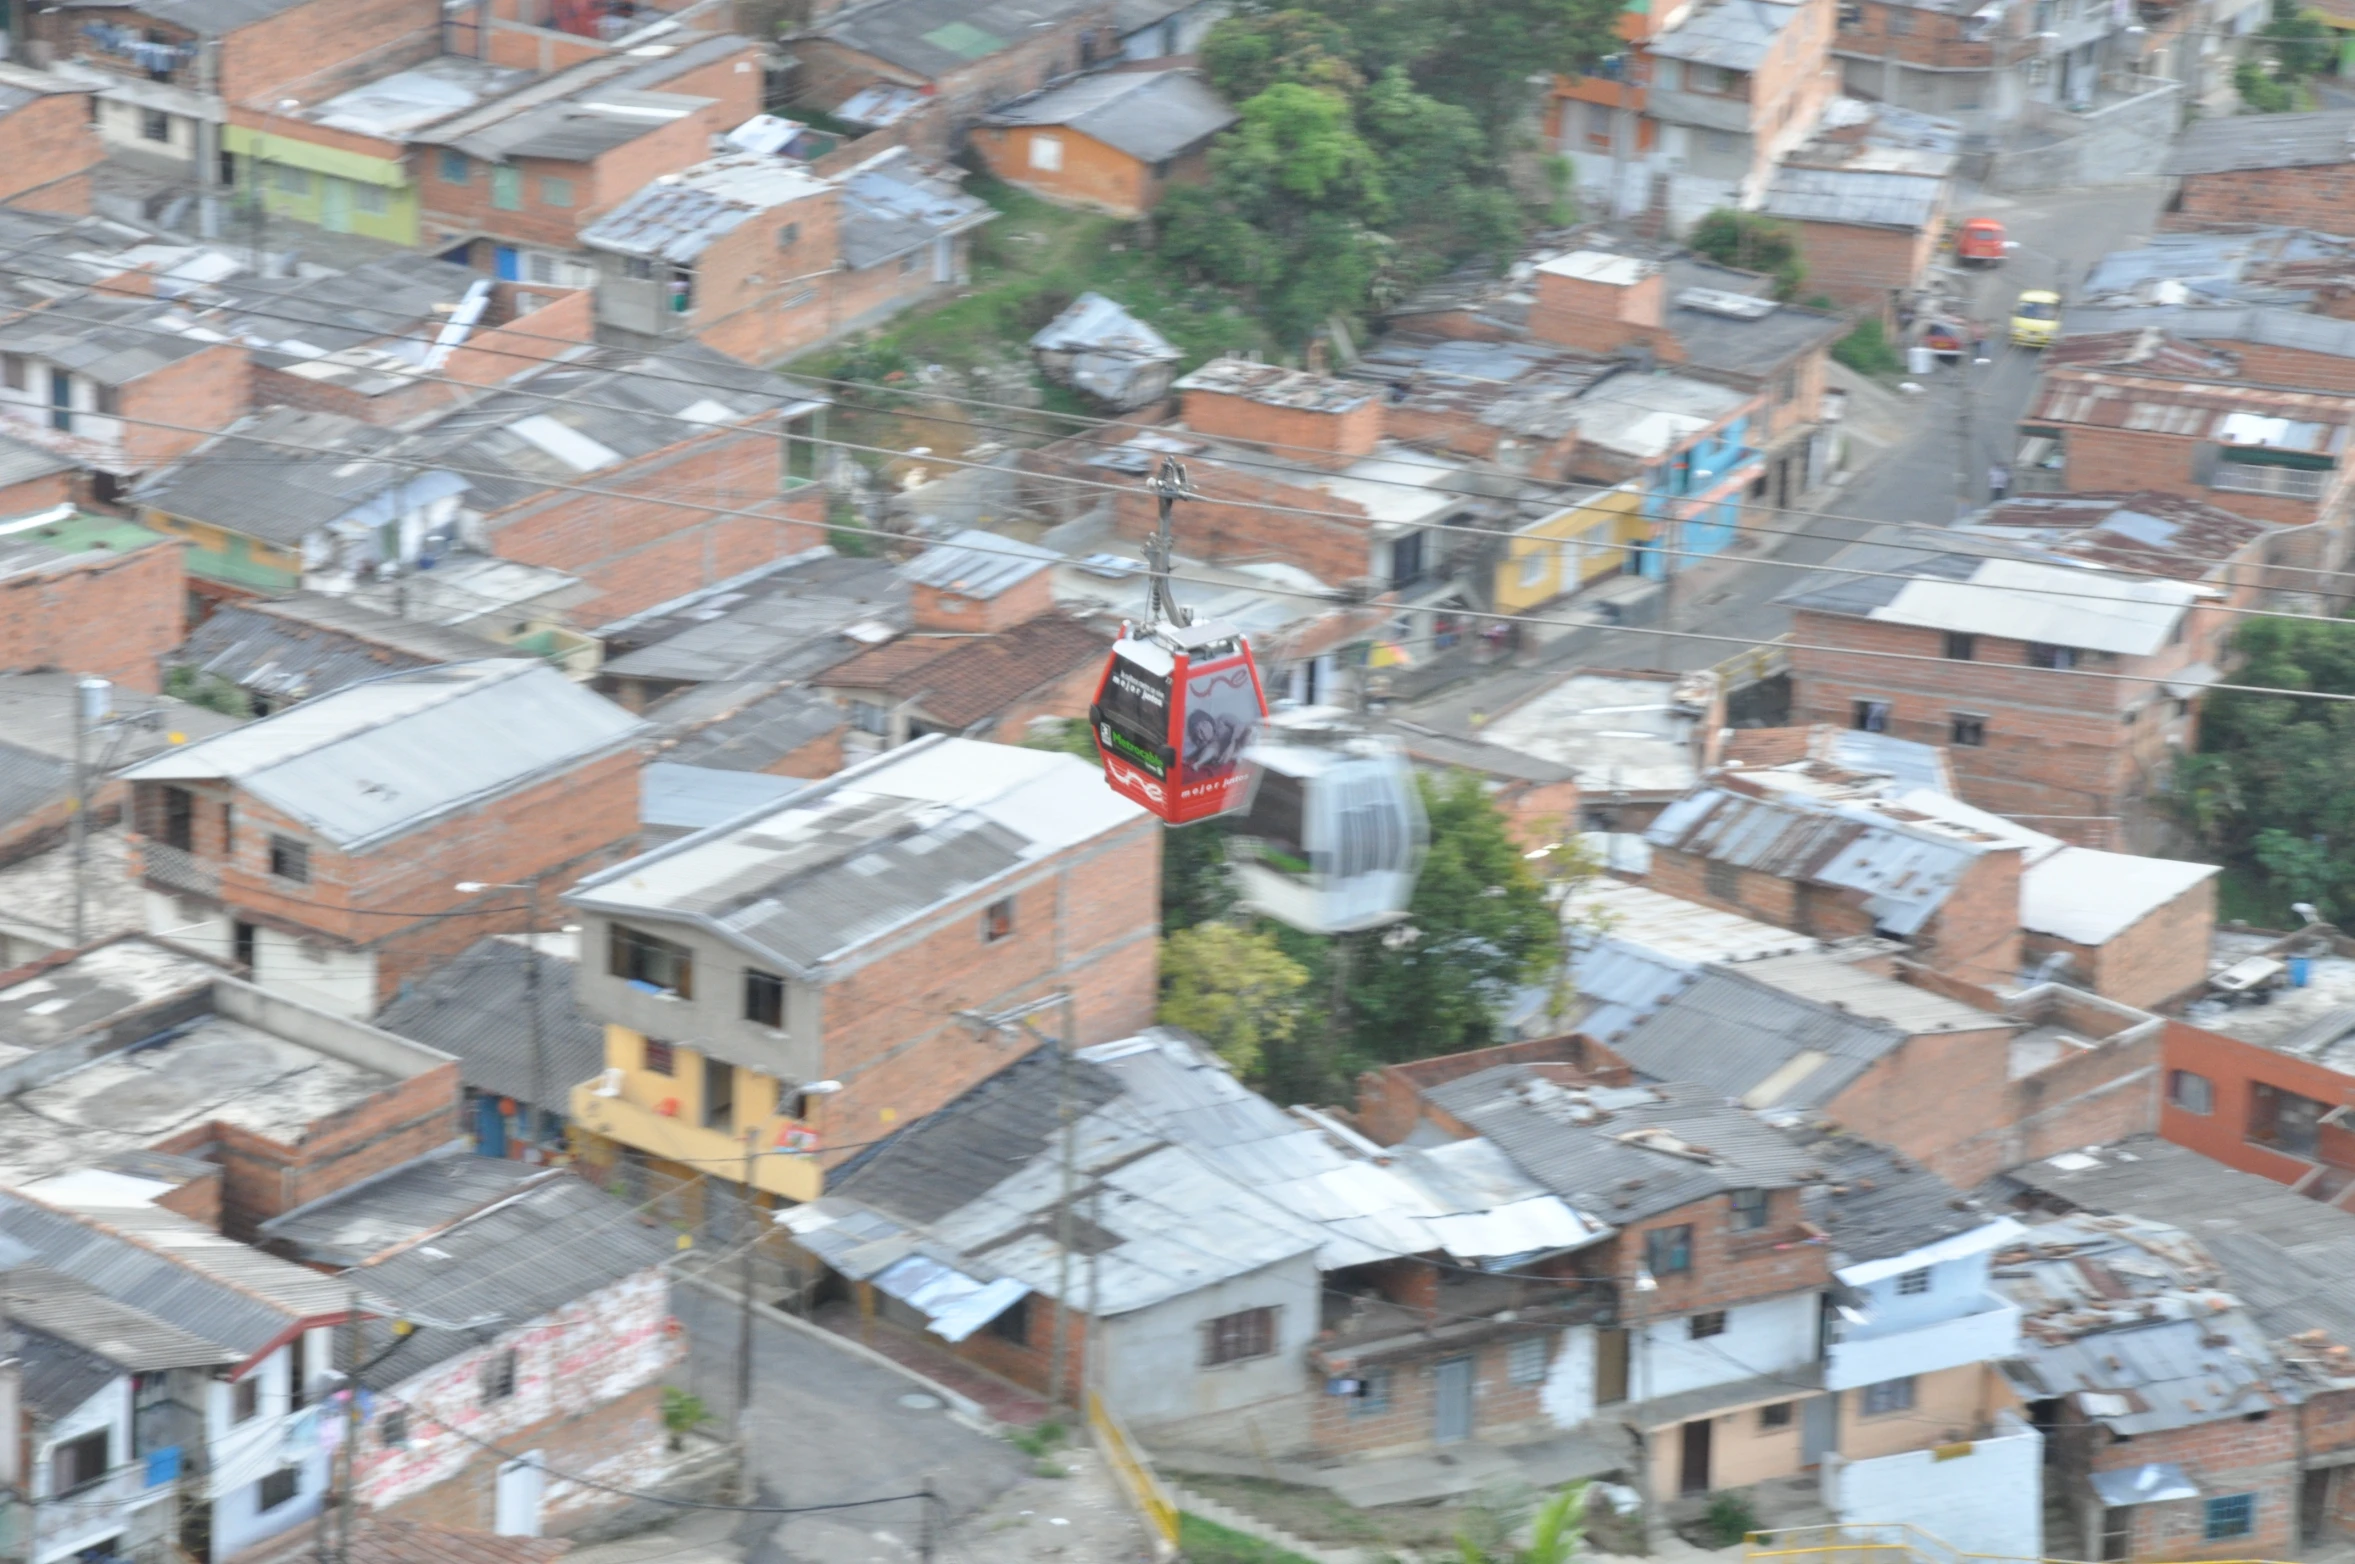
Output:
[
  {"xmin": 659, "ymin": 1387, "xmax": 711, "ymax": 1451},
  {"xmin": 1702, "ymin": 1490, "xmax": 1759, "ymax": 1548},
  {"xmin": 1832, "ymin": 317, "xmax": 1901, "ymax": 376},
  {"xmin": 2237, "ymin": 57, "xmax": 2297, "ymax": 112},
  {"xmin": 1687, "ymin": 208, "xmax": 1805, "ymax": 299}
]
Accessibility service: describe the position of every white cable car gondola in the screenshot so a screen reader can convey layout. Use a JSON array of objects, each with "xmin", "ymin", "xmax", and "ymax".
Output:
[{"xmin": 1229, "ymin": 708, "xmax": 1428, "ymax": 934}]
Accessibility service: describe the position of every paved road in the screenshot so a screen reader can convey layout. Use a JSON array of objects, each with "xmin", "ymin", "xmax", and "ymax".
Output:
[{"xmin": 1397, "ymin": 179, "xmax": 2170, "ymax": 730}]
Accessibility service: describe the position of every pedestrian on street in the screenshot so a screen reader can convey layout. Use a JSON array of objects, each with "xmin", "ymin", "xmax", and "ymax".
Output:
[
  {"xmin": 1989, "ymin": 462, "xmax": 2011, "ymax": 501},
  {"xmin": 1971, "ymin": 324, "xmax": 1989, "ymax": 364}
]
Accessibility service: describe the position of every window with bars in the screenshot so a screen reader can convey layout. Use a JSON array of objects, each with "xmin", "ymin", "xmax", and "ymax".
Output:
[
  {"xmin": 1202, "ymin": 1307, "xmax": 1277, "ymax": 1365},
  {"xmin": 1645, "ymin": 1224, "xmax": 1693, "ymax": 1276},
  {"xmin": 643, "ymin": 1036, "xmax": 676, "ymax": 1076},
  {"xmin": 480, "ymin": 1348, "xmax": 518, "ymax": 1403},
  {"xmin": 1898, "ymin": 1268, "xmax": 1932, "ymax": 1295}
]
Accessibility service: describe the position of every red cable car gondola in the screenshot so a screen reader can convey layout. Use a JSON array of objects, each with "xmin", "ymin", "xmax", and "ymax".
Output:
[{"xmin": 1088, "ymin": 458, "xmax": 1268, "ymax": 825}]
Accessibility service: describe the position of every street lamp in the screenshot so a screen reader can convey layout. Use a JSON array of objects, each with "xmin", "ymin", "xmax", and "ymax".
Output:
[{"xmin": 455, "ymin": 878, "xmax": 548, "ymax": 1158}]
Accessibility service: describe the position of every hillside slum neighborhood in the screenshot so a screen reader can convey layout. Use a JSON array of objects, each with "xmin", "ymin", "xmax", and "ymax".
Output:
[{"xmin": 3, "ymin": 0, "xmax": 2355, "ymax": 1559}]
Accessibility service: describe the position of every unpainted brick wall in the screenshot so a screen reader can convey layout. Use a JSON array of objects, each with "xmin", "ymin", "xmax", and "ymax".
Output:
[
  {"xmin": 0, "ymin": 90, "xmax": 103, "ymax": 216},
  {"xmin": 0, "ymin": 536, "xmax": 183, "ymax": 690},
  {"xmin": 123, "ymin": 344, "xmax": 253, "ymax": 469},
  {"xmin": 2169, "ymin": 163, "xmax": 2355, "ymax": 233}
]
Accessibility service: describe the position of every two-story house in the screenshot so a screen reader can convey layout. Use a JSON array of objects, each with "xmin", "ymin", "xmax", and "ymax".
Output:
[
  {"xmin": 1831, "ymin": 0, "xmax": 2031, "ymax": 126},
  {"xmin": 0, "ymin": 295, "xmax": 251, "ymax": 497},
  {"xmin": 562, "ymin": 734, "xmax": 1160, "ymax": 1205},
  {"xmin": 0, "ymin": 1191, "xmax": 360, "ymax": 1563},
  {"xmin": 1779, "ymin": 521, "xmax": 2239, "ymax": 848},
  {"xmin": 117, "ymin": 659, "xmax": 648, "ymax": 1017},
  {"xmin": 0, "ymin": 1265, "xmax": 240, "ymax": 1564}
]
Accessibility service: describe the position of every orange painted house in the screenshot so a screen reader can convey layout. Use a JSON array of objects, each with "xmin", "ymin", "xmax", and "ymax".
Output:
[{"xmin": 972, "ymin": 68, "xmax": 1233, "ymax": 218}]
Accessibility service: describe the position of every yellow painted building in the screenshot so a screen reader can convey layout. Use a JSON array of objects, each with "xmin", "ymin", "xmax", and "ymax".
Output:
[
  {"xmin": 1495, "ymin": 482, "xmax": 1644, "ymax": 613},
  {"xmin": 569, "ymin": 1023, "xmax": 825, "ymax": 1204}
]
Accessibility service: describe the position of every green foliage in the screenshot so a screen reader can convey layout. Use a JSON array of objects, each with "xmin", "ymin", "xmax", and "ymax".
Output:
[
  {"xmin": 1159, "ymin": 922, "xmax": 1311, "ymax": 1078},
  {"xmin": 1021, "ymin": 717, "xmax": 1100, "ymax": 760},
  {"xmin": 1010, "ymin": 1418, "xmax": 1067, "ymax": 1456},
  {"xmin": 1831, "ymin": 317, "xmax": 1901, "ymax": 376},
  {"xmin": 1686, "ymin": 209, "xmax": 1806, "ymax": 299},
  {"xmin": 2175, "ymin": 615, "xmax": 2355, "ymax": 918},
  {"xmin": 1337, "ymin": 771, "xmax": 1559, "ymax": 1066},
  {"xmin": 1541, "ymin": 154, "xmax": 1578, "ymax": 227},
  {"xmin": 1202, "ymin": 8, "xmax": 1363, "ymax": 99},
  {"xmin": 1164, "ymin": 817, "xmax": 1239, "ymax": 932},
  {"xmin": 2260, "ymin": 0, "xmax": 2334, "ymax": 80},
  {"xmin": 1700, "ymin": 1491, "xmax": 1758, "ymax": 1548},
  {"xmin": 659, "ymin": 1387, "xmax": 711, "ymax": 1450},
  {"xmin": 1178, "ymin": 1512, "xmax": 1319, "ymax": 1564},
  {"xmin": 825, "ymin": 492, "xmax": 876, "ymax": 557},
  {"xmin": 2237, "ymin": 56, "xmax": 2298, "ymax": 111},
  {"xmin": 1452, "ymin": 1485, "xmax": 1589, "ymax": 1564},
  {"xmin": 163, "ymin": 664, "xmax": 252, "ymax": 717}
]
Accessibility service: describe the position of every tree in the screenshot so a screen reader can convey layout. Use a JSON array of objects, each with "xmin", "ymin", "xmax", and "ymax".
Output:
[
  {"xmin": 1201, "ymin": 8, "xmax": 1363, "ymax": 100},
  {"xmin": 1359, "ymin": 67, "xmax": 1525, "ymax": 282},
  {"xmin": 1159, "ymin": 922, "xmax": 1310, "ymax": 1079},
  {"xmin": 2175, "ymin": 616, "xmax": 2355, "ymax": 917},
  {"xmin": 1686, "ymin": 209, "xmax": 1806, "ymax": 300},
  {"xmin": 1339, "ymin": 770, "xmax": 1560, "ymax": 1064}
]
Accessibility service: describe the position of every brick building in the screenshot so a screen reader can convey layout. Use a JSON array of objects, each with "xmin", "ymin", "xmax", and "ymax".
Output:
[
  {"xmin": 2161, "ymin": 108, "xmax": 2355, "ymax": 233},
  {"xmin": 579, "ymin": 148, "xmax": 992, "ymax": 365},
  {"xmin": 1760, "ymin": 147, "xmax": 1953, "ymax": 316},
  {"xmin": 0, "ymin": 936, "xmax": 462, "ymax": 1234},
  {"xmin": 0, "ymin": 65, "xmax": 105, "ymax": 216},
  {"xmin": 0, "ymin": 295, "xmax": 252, "ymax": 492},
  {"xmin": 563, "ymin": 735, "xmax": 1160, "ymax": 1205},
  {"xmin": 789, "ymin": 0, "xmax": 1120, "ymax": 157},
  {"xmin": 0, "ymin": 510, "xmax": 185, "ymax": 692},
  {"xmin": 810, "ymin": 530, "xmax": 1108, "ymax": 755},
  {"xmin": 1829, "ymin": 0, "xmax": 2031, "ymax": 125},
  {"xmin": 1781, "ymin": 521, "xmax": 2242, "ymax": 849},
  {"xmin": 971, "ymin": 68, "xmax": 1233, "ymax": 218},
  {"xmin": 118, "ymin": 658, "xmax": 649, "ymax": 1018}
]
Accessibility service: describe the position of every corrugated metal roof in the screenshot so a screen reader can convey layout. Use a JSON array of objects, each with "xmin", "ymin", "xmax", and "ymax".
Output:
[
  {"xmin": 1649, "ymin": 0, "xmax": 1804, "ymax": 67},
  {"xmin": 372, "ymin": 938, "xmax": 605, "ymax": 1108},
  {"xmin": 170, "ymin": 600, "xmax": 499, "ymax": 706},
  {"xmin": 899, "ymin": 528, "xmax": 1060, "ymax": 598},
  {"xmin": 356, "ymin": 1175, "xmax": 673, "ymax": 1378},
  {"xmin": 1763, "ymin": 166, "xmax": 1945, "ymax": 231},
  {"xmin": 259, "ymin": 1153, "xmax": 548, "ymax": 1269},
  {"xmin": 812, "ymin": 0, "xmax": 1105, "ymax": 79},
  {"xmin": 641, "ymin": 761, "xmax": 809, "ymax": 830},
  {"xmin": 982, "ymin": 70, "xmax": 1235, "ymax": 163},
  {"xmin": 838, "ymin": 150, "xmax": 997, "ymax": 271},
  {"xmin": 2163, "ymin": 107, "xmax": 2355, "ymax": 175},
  {"xmin": 1608, "ymin": 963, "xmax": 1918, "ymax": 1110},
  {"xmin": 121, "ymin": 661, "xmax": 648, "ymax": 850},
  {"xmin": 579, "ymin": 156, "xmax": 832, "ymax": 265},
  {"xmin": 1030, "ymin": 292, "xmax": 1178, "ymax": 362},
  {"xmin": 0, "ymin": 1193, "xmax": 353, "ymax": 1358},
  {"xmin": 659, "ymin": 684, "xmax": 847, "ymax": 773},
  {"xmin": 0, "ymin": 1263, "xmax": 239, "ymax": 1371}
]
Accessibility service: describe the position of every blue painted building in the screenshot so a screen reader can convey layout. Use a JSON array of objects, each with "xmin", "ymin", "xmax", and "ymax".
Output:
[{"xmin": 1565, "ymin": 372, "xmax": 1764, "ymax": 579}]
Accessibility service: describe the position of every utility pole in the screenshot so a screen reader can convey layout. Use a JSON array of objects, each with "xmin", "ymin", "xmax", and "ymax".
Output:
[
  {"xmin": 523, "ymin": 875, "xmax": 545, "ymax": 1158},
  {"xmin": 1047, "ymin": 994, "xmax": 1077, "ymax": 1410},
  {"xmin": 335, "ymin": 1289, "xmax": 362, "ymax": 1564},
  {"xmin": 68, "ymin": 677, "xmax": 96, "ymax": 948},
  {"xmin": 736, "ymin": 1127, "xmax": 757, "ymax": 1430}
]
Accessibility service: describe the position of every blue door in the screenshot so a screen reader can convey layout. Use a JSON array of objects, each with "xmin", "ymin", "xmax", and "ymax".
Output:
[
  {"xmin": 475, "ymin": 1093, "xmax": 509, "ymax": 1158},
  {"xmin": 494, "ymin": 245, "xmax": 520, "ymax": 281}
]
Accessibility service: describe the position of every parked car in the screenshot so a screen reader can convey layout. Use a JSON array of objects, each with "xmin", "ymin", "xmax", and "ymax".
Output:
[{"xmin": 1956, "ymin": 217, "xmax": 2008, "ymax": 265}]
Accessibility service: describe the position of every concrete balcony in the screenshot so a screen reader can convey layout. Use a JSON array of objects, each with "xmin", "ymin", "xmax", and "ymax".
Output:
[
  {"xmin": 1826, "ymin": 1293, "xmax": 2020, "ymax": 1391},
  {"xmin": 569, "ymin": 1080, "xmax": 821, "ymax": 1203},
  {"xmin": 139, "ymin": 840, "xmax": 219, "ymax": 899},
  {"xmin": 2212, "ymin": 460, "xmax": 2328, "ymax": 501},
  {"xmin": 37, "ymin": 1457, "xmax": 176, "ymax": 1558}
]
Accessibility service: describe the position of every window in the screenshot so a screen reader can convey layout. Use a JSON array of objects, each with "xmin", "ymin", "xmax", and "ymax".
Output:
[
  {"xmin": 778, "ymin": 220, "xmax": 799, "ymax": 249},
  {"xmin": 1644, "ymin": 1224, "xmax": 1693, "ymax": 1277},
  {"xmin": 270, "ymin": 162, "xmax": 309, "ymax": 197},
  {"xmin": 1759, "ymin": 1401, "xmax": 1794, "ymax": 1429},
  {"xmin": 526, "ymin": 250, "xmax": 558, "ymax": 284},
  {"xmin": 2027, "ymin": 642, "xmax": 2077, "ymax": 670},
  {"xmin": 258, "ymin": 1467, "xmax": 301, "ymax": 1512},
  {"xmin": 1731, "ymin": 1187, "xmax": 1769, "ymax": 1230},
  {"xmin": 1584, "ymin": 100, "xmax": 1614, "ymax": 150},
  {"xmin": 1897, "ymin": 1268, "xmax": 1932, "ymax": 1296},
  {"xmin": 1705, "ymin": 859, "xmax": 1741, "ymax": 901},
  {"xmin": 1950, "ymin": 713, "xmax": 1987, "ymax": 747},
  {"xmin": 439, "ymin": 148, "xmax": 469, "ymax": 183},
  {"xmin": 268, "ymin": 835, "xmax": 309, "ymax": 883},
  {"xmin": 1943, "ymin": 632, "xmax": 1976, "ymax": 661},
  {"xmin": 141, "ymin": 108, "xmax": 171, "ymax": 142},
  {"xmin": 379, "ymin": 1408, "xmax": 408, "ymax": 1448},
  {"xmin": 2169, "ymin": 1068, "xmax": 2214, "ymax": 1114},
  {"xmin": 2204, "ymin": 1494, "xmax": 2255, "ymax": 1541},
  {"xmin": 849, "ymin": 699, "xmax": 891, "ymax": 736},
  {"xmin": 2250, "ymin": 1081, "xmax": 2326, "ymax": 1157},
  {"xmin": 703, "ymin": 1059, "xmax": 734, "ymax": 1131},
  {"xmin": 1203, "ymin": 1306, "xmax": 1277, "ymax": 1366},
  {"xmin": 745, "ymin": 969, "xmax": 785, "ymax": 1029},
  {"xmin": 233, "ymin": 920, "xmax": 257, "ymax": 972},
  {"xmin": 288, "ymin": 1332, "xmax": 307, "ymax": 1410},
  {"xmin": 48, "ymin": 367, "xmax": 71, "ymax": 432},
  {"xmin": 354, "ymin": 182, "xmax": 388, "ymax": 216},
  {"xmin": 1508, "ymin": 1336, "xmax": 1550, "ymax": 1384},
  {"xmin": 51, "ymin": 1428, "xmax": 108, "ymax": 1494},
  {"xmin": 668, "ymin": 264, "xmax": 694, "ymax": 313},
  {"xmin": 1350, "ymin": 1367, "xmax": 1394, "ymax": 1415},
  {"xmin": 1688, "ymin": 1311, "xmax": 1728, "ymax": 1340},
  {"xmin": 480, "ymin": 1348, "xmax": 518, "ymax": 1403},
  {"xmin": 1862, "ymin": 1376, "xmax": 1916, "ymax": 1415},
  {"xmin": 609, "ymin": 923, "xmax": 694, "ymax": 998},
  {"xmin": 232, "ymin": 1376, "xmax": 260, "ymax": 1424},
  {"xmin": 1029, "ymin": 133, "xmax": 1064, "ymax": 171},
  {"xmin": 624, "ymin": 256, "xmax": 652, "ymax": 280},
  {"xmin": 1887, "ymin": 7, "xmax": 1912, "ymax": 28},
  {"xmin": 491, "ymin": 165, "xmax": 522, "ymax": 210},
  {"xmin": 1852, "ymin": 699, "xmax": 1891, "ymax": 734},
  {"xmin": 643, "ymin": 1036, "xmax": 675, "ymax": 1076},
  {"xmin": 1, "ymin": 352, "xmax": 20, "ymax": 390},
  {"xmin": 540, "ymin": 176, "xmax": 573, "ymax": 208},
  {"xmin": 976, "ymin": 1293, "xmax": 1030, "ymax": 1344},
  {"xmin": 161, "ymin": 784, "xmax": 194, "ymax": 849},
  {"xmin": 983, "ymin": 897, "xmax": 1015, "ymax": 943}
]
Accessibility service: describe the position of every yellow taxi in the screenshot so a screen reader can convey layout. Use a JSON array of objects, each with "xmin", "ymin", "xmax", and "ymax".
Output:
[{"xmin": 2009, "ymin": 289, "xmax": 2061, "ymax": 348}]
